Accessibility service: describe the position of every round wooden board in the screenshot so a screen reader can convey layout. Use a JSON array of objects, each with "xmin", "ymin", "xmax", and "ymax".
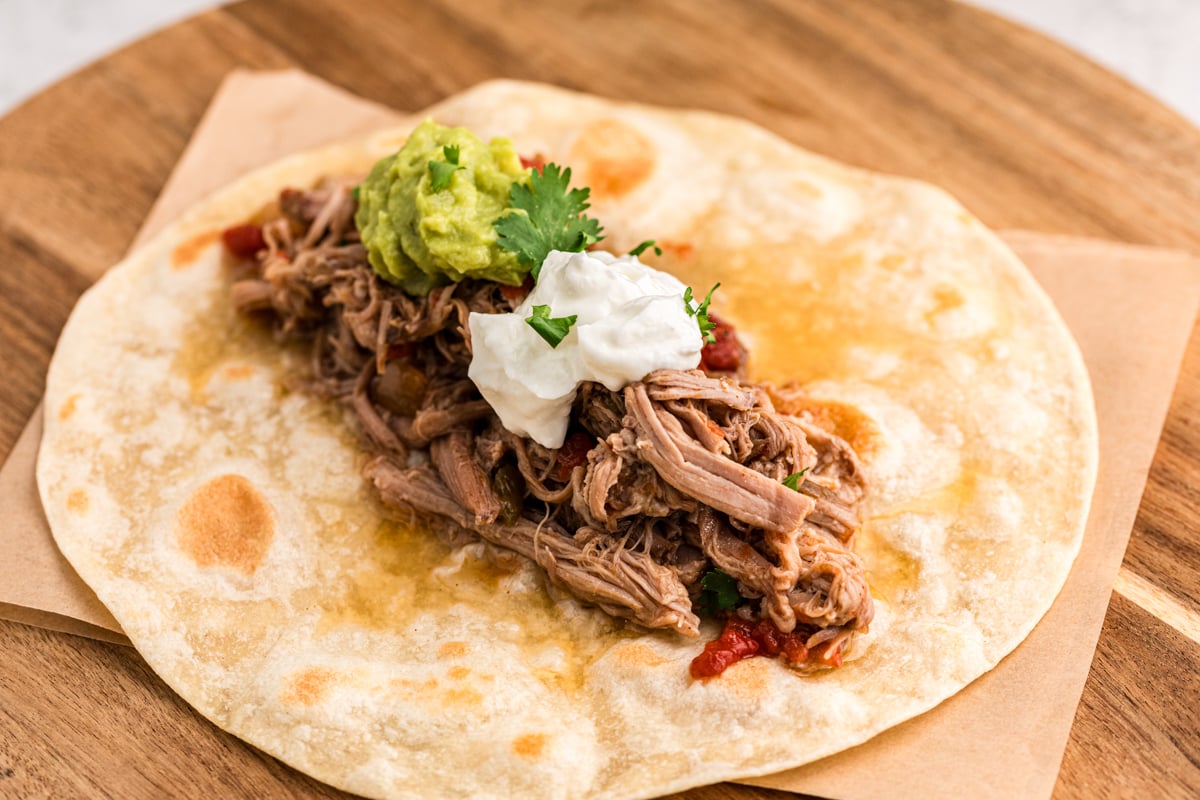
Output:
[{"xmin": 1, "ymin": 1, "xmax": 1198, "ymax": 798}]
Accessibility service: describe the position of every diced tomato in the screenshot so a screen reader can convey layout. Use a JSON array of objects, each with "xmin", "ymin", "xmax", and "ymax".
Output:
[
  {"xmin": 690, "ymin": 615, "xmax": 817, "ymax": 679},
  {"xmin": 781, "ymin": 635, "xmax": 810, "ymax": 665},
  {"xmin": 520, "ymin": 154, "xmax": 546, "ymax": 173},
  {"xmin": 221, "ymin": 224, "xmax": 266, "ymax": 260},
  {"xmin": 700, "ymin": 314, "xmax": 741, "ymax": 373},
  {"xmin": 751, "ymin": 619, "xmax": 784, "ymax": 656},
  {"xmin": 690, "ymin": 618, "xmax": 759, "ymax": 678},
  {"xmin": 500, "ymin": 275, "xmax": 535, "ymax": 303},
  {"xmin": 553, "ymin": 431, "xmax": 595, "ymax": 482}
]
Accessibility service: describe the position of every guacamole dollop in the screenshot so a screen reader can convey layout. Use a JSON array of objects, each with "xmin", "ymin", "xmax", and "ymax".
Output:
[{"xmin": 355, "ymin": 120, "xmax": 530, "ymax": 295}]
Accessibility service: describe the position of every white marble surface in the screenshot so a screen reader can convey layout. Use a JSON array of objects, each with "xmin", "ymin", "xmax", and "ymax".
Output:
[{"xmin": 0, "ymin": 0, "xmax": 1198, "ymax": 126}]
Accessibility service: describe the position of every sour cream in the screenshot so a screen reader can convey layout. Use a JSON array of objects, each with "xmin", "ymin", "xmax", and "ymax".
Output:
[{"xmin": 468, "ymin": 250, "xmax": 704, "ymax": 448}]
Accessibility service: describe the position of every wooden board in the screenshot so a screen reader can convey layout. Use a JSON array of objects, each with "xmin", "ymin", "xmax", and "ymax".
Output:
[{"xmin": 1, "ymin": 1, "xmax": 1198, "ymax": 798}]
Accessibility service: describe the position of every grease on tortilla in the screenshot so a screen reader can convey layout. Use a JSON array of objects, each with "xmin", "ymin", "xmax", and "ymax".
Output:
[{"xmin": 171, "ymin": 229, "xmax": 220, "ymax": 270}]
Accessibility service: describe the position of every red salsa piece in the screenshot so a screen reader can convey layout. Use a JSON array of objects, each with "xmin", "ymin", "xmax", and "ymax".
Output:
[
  {"xmin": 520, "ymin": 154, "xmax": 546, "ymax": 172},
  {"xmin": 690, "ymin": 617, "xmax": 759, "ymax": 679},
  {"xmin": 221, "ymin": 224, "xmax": 266, "ymax": 260},
  {"xmin": 700, "ymin": 313, "xmax": 741, "ymax": 373},
  {"xmin": 553, "ymin": 431, "xmax": 595, "ymax": 482},
  {"xmin": 689, "ymin": 616, "xmax": 814, "ymax": 679}
]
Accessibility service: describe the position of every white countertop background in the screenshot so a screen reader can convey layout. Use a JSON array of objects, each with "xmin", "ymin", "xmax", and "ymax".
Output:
[{"xmin": 1, "ymin": 0, "xmax": 1197, "ymax": 125}]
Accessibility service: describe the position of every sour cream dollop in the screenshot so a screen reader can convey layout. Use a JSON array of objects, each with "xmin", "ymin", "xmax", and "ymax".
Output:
[{"xmin": 468, "ymin": 250, "xmax": 704, "ymax": 448}]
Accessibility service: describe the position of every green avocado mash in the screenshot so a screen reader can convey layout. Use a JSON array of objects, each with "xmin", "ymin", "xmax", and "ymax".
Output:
[{"xmin": 355, "ymin": 119, "xmax": 530, "ymax": 295}]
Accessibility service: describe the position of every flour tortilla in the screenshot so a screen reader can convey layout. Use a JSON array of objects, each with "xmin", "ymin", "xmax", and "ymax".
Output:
[{"xmin": 38, "ymin": 81, "xmax": 1097, "ymax": 799}]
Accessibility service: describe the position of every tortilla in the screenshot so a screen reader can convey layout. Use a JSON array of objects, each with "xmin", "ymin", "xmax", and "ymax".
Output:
[{"xmin": 37, "ymin": 81, "xmax": 1096, "ymax": 799}]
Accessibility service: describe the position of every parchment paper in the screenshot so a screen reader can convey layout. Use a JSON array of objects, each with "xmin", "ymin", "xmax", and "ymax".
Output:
[{"xmin": 2, "ymin": 69, "xmax": 1198, "ymax": 800}]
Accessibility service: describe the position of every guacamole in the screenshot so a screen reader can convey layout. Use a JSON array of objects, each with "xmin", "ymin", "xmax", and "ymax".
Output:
[{"xmin": 355, "ymin": 120, "xmax": 530, "ymax": 295}]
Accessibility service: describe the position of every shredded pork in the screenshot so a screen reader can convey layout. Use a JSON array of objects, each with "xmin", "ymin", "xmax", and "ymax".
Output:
[{"xmin": 229, "ymin": 181, "xmax": 874, "ymax": 665}]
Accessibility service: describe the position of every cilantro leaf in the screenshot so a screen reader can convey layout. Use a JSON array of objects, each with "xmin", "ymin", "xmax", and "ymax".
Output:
[
  {"xmin": 684, "ymin": 282, "xmax": 720, "ymax": 344},
  {"xmin": 629, "ymin": 239, "xmax": 662, "ymax": 258},
  {"xmin": 782, "ymin": 467, "xmax": 810, "ymax": 491},
  {"xmin": 443, "ymin": 144, "xmax": 461, "ymax": 165},
  {"xmin": 695, "ymin": 568, "xmax": 741, "ymax": 616},
  {"xmin": 525, "ymin": 304, "xmax": 578, "ymax": 348},
  {"xmin": 428, "ymin": 157, "xmax": 463, "ymax": 192},
  {"xmin": 495, "ymin": 163, "xmax": 604, "ymax": 279}
]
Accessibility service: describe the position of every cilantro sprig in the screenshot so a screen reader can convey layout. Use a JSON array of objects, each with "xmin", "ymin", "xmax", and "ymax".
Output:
[
  {"xmin": 525, "ymin": 304, "xmax": 578, "ymax": 349},
  {"xmin": 782, "ymin": 467, "xmax": 811, "ymax": 491},
  {"xmin": 495, "ymin": 163, "xmax": 604, "ymax": 280},
  {"xmin": 695, "ymin": 568, "xmax": 741, "ymax": 616},
  {"xmin": 684, "ymin": 283, "xmax": 720, "ymax": 344},
  {"xmin": 629, "ymin": 240, "xmax": 662, "ymax": 258},
  {"xmin": 428, "ymin": 145, "xmax": 463, "ymax": 192}
]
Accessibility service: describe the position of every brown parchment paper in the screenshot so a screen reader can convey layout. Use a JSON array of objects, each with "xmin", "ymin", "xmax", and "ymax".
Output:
[{"xmin": 2, "ymin": 69, "xmax": 1198, "ymax": 800}]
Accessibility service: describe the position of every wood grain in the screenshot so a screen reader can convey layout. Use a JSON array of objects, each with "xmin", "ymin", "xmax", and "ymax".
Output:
[{"xmin": 1, "ymin": 1, "xmax": 1199, "ymax": 797}]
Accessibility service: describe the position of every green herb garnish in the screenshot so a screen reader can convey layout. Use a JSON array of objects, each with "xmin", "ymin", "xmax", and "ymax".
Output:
[
  {"xmin": 495, "ymin": 163, "xmax": 604, "ymax": 280},
  {"xmin": 782, "ymin": 467, "xmax": 810, "ymax": 491},
  {"xmin": 351, "ymin": 185, "xmax": 360, "ymax": 203},
  {"xmin": 525, "ymin": 304, "xmax": 578, "ymax": 349},
  {"xmin": 629, "ymin": 239, "xmax": 662, "ymax": 258},
  {"xmin": 696, "ymin": 568, "xmax": 741, "ymax": 616},
  {"xmin": 684, "ymin": 282, "xmax": 720, "ymax": 344},
  {"xmin": 428, "ymin": 145, "xmax": 464, "ymax": 192}
]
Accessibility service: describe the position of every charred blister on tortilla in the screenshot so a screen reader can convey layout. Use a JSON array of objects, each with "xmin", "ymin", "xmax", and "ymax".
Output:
[{"xmin": 220, "ymin": 161, "xmax": 874, "ymax": 679}]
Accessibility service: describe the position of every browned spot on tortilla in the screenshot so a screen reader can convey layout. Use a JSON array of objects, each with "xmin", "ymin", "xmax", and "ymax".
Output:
[
  {"xmin": 171, "ymin": 229, "xmax": 220, "ymax": 270},
  {"xmin": 513, "ymin": 733, "xmax": 548, "ymax": 759},
  {"xmin": 659, "ymin": 240, "xmax": 694, "ymax": 260},
  {"xmin": 612, "ymin": 643, "xmax": 668, "ymax": 668},
  {"xmin": 58, "ymin": 394, "xmax": 80, "ymax": 421},
  {"xmin": 390, "ymin": 677, "xmax": 439, "ymax": 696},
  {"xmin": 176, "ymin": 474, "xmax": 274, "ymax": 575},
  {"xmin": 441, "ymin": 687, "xmax": 483, "ymax": 706},
  {"xmin": 791, "ymin": 180, "xmax": 823, "ymax": 199},
  {"xmin": 438, "ymin": 640, "xmax": 468, "ymax": 658},
  {"xmin": 221, "ymin": 364, "xmax": 255, "ymax": 380},
  {"xmin": 723, "ymin": 656, "xmax": 771, "ymax": 700},
  {"xmin": 66, "ymin": 489, "xmax": 89, "ymax": 514},
  {"xmin": 282, "ymin": 667, "xmax": 336, "ymax": 706},
  {"xmin": 878, "ymin": 253, "xmax": 905, "ymax": 271},
  {"xmin": 928, "ymin": 285, "xmax": 966, "ymax": 316},
  {"xmin": 448, "ymin": 666, "xmax": 471, "ymax": 680},
  {"xmin": 569, "ymin": 119, "xmax": 654, "ymax": 199}
]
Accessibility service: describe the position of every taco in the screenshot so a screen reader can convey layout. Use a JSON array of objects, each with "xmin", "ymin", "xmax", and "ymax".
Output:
[{"xmin": 37, "ymin": 81, "xmax": 1096, "ymax": 799}]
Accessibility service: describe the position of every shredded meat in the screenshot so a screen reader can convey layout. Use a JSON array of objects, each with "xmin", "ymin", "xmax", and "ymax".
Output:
[
  {"xmin": 229, "ymin": 183, "xmax": 874, "ymax": 663},
  {"xmin": 366, "ymin": 458, "xmax": 699, "ymax": 636}
]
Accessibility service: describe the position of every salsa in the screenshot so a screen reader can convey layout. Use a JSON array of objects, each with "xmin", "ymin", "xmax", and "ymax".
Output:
[
  {"xmin": 553, "ymin": 431, "xmax": 596, "ymax": 482},
  {"xmin": 222, "ymin": 224, "xmax": 266, "ymax": 260},
  {"xmin": 699, "ymin": 313, "xmax": 741, "ymax": 373},
  {"xmin": 690, "ymin": 615, "xmax": 847, "ymax": 679}
]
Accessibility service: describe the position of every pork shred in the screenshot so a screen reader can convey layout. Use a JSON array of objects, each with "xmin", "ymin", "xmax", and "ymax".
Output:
[{"xmin": 227, "ymin": 181, "xmax": 874, "ymax": 671}]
